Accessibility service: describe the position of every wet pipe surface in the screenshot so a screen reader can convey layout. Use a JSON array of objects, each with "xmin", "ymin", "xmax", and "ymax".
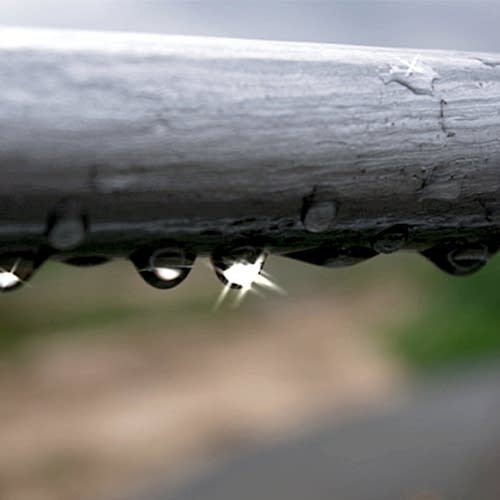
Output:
[{"xmin": 1, "ymin": 28, "xmax": 500, "ymax": 290}]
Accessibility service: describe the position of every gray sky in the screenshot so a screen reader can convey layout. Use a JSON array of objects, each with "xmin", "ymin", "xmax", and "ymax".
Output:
[{"xmin": 1, "ymin": 1, "xmax": 500, "ymax": 51}]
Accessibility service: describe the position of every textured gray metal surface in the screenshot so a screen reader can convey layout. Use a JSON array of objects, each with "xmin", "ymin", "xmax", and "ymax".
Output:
[{"xmin": 1, "ymin": 27, "xmax": 500, "ymax": 266}]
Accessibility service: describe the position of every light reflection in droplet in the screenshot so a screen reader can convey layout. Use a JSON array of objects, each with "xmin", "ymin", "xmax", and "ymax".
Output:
[
  {"xmin": 214, "ymin": 253, "xmax": 285, "ymax": 310},
  {"xmin": 153, "ymin": 267, "xmax": 183, "ymax": 282},
  {"xmin": 0, "ymin": 259, "xmax": 22, "ymax": 290},
  {"xmin": 0, "ymin": 270, "xmax": 21, "ymax": 289},
  {"xmin": 221, "ymin": 255, "xmax": 265, "ymax": 289},
  {"xmin": 131, "ymin": 246, "xmax": 196, "ymax": 290}
]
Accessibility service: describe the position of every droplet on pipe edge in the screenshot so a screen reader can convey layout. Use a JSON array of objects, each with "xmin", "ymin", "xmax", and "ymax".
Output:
[
  {"xmin": 130, "ymin": 245, "xmax": 196, "ymax": 289},
  {"xmin": 211, "ymin": 246, "xmax": 266, "ymax": 289},
  {"xmin": 0, "ymin": 250, "xmax": 46, "ymax": 292},
  {"xmin": 46, "ymin": 200, "xmax": 88, "ymax": 251}
]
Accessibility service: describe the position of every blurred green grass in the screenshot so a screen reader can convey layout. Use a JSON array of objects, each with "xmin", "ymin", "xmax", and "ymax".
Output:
[{"xmin": 389, "ymin": 252, "xmax": 500, "ymax": 372}]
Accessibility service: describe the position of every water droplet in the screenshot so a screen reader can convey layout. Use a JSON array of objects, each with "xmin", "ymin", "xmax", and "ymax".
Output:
[
  {"xmin": 211, "ymin": 246, "xmax": 266, "ymax": 289},
  {"xmin": 211, "ymin": 246, "xmax": 283, "ymax": 309},
  {"xmin": 421, "ymin": 243, "xmax": 490, "ymax": 276},
  {"xmin": 284, "ymin": 246, "xmax": 377, "ymax": 268},
  {"xmin": 322, "ymin": 252, "xmax": 371, "ymax": 268},
  {"xmin": 382, "ymin": 55, "xmax": 439, "ymax": 96},
  {"xmin": 447, "ymin": 246, "xmax": 490, "ymax": 274},
  {"xmin": 47, "ymin": 202, "xmax": 88, "ymax": 251},
  {"xmin": 131, "ymin": 246, "xmax": 195, "ymax": 289},
  {"xmin": 0, "ymin": 251, "xmax": 44, "ymax": 292},
  {"xmin": 302, "ymin": 200, "xmax": 337, "ymax": 233},
  {"xmin": 372, "ymin": 226, "xmax": 408, "ymax": 254}
]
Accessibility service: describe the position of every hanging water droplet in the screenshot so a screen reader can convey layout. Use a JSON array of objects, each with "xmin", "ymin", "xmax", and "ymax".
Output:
[
  {"xmin": 447, "ymin": 246, "xmax": 490, "ymax": 275},
  {"xmin": 372, "ymin": 225, "xmax": 408, "ymax": 254},
  {"xmin": 322, "ymin": 248, "xmax": 377, "ymax": 268},
  {"xmin": 211, "ymin": 246, "xmax": 266, "ymax": 289},
  {"xmin": 421, "ymin": 243, "xmax": 491, "ymax": 276},
  {"xmin": 46, "ymin": 201, "xmax": 88, "ymax": 251},
  {"xmin": 130, "ymin": 245, "xmax": 196, "ymax": 289},
  {"xmin": 0, "ymin": 251, "xmax": 44, "ymax": 293},
  {"xmin": 283, "ymin": 246, "xmax": 377, "ymax": 268},
  {"xmin": 211, "ymin": 246, "xmax": 283, "ymax": 309},
  {"xmin": 302, "ymin": 200, "xmax": 337, "ymax": 233}
]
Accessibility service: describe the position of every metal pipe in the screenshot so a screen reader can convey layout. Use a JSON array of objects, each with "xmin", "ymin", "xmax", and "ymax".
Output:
[{"xmin": 1, "ymin": 26, "xmax": 500, "ymax": 283}]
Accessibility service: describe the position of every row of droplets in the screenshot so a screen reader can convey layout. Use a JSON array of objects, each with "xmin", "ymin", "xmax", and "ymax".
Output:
[
  {"xmin": 0, "ymin": 197, "xmax": 276, "ymax": 294},
  {"xmin": 0, "ymin": 190, "xmax": 339, "ymax": 293},
  {"xmin": 131, "ymin": 245, "xmax": 268, "ymax": 291},
  {"xmin": 1, "ymin": 194, "xmax": 495, "ymax": 292},
  {"xmin": 0, "ymin": 242, "xmax": 270, "ymax": 294},
  {"xmin": 1, "ymin": 233, "xmax": 493, "ymax": 295}
]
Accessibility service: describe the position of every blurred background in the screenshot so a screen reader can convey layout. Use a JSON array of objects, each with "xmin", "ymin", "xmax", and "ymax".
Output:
[{"xmin": 2, "ymin": 2, "xmax": 500, "ymax": 499}]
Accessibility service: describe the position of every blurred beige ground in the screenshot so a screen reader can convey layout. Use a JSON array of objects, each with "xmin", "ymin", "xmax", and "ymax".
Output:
[{"xmin": 0, "ymin": 256, "xmax": 416, "ymax": 500}]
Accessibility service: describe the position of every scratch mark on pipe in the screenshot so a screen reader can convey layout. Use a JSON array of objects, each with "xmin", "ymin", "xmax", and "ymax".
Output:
[
  {"xmin": 439, "ymin": 99, "xmax": 456, "ymax": 138},
  {"xmin": 478, "ymin": 198, "xmax": 494, "ymax": 222},
  {"xmin": 415, "ymin": 166, "xmax": 435, "ymax": 192}
]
